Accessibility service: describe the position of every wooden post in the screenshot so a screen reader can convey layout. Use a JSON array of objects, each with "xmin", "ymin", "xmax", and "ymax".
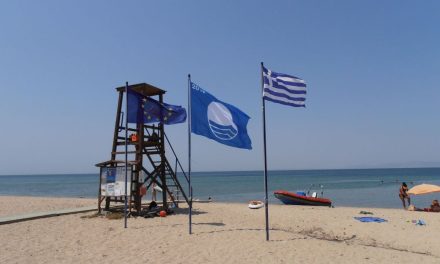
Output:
[
  {"xmin": 135, "ymin": 120, "xmax": 144, "ymax": 212},
  {"xmin": 98, "ymin": 167, "xmax": 102, "ymax": 213},
  {"xmin": 159, "ymin": 93, "xmax": 167, "ymax": 210},
  {"xmin": 112, "ymin": 91, "xmax": 124, "ymax": 160},
  {"xmin": 107, "ymin": 90, "xmax": 124, "ymax": 211}
]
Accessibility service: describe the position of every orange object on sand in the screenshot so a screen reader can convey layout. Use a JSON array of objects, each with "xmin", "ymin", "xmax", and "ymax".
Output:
[{"xmin": 159, "ymin": 210, "xmax": 167, "ymax": 217}]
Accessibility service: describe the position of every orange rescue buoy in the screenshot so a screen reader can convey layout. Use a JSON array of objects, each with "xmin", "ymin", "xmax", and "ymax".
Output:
[{"xmin": 130, "ymin": 133, "xmax": 138, "ymax": 142}]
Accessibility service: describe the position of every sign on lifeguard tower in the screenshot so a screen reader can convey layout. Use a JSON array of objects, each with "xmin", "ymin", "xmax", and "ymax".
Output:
[{"xmin": 100, "ymin": 167, "xmax": 131, "ymax": 196}]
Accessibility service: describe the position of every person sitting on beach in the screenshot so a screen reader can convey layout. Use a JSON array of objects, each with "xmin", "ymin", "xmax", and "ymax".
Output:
[
  {"xmin": 148, "ymin": 200, "xmax": 158, "ymax": 211},
  {"xmin": 430, "ymin": 200, "xmax": 440, "ymax": 212},
  {"xmin": 399, "ymin": 182, "xmax": 411, "ymax": 209}
]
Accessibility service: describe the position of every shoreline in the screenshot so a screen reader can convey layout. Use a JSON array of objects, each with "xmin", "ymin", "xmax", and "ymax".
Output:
[
  {"xmin": 0, "ymin": 194, "xmax": 409, "ymax": 210},
  {"xmin": 2, "ymin": 168, "xmax": 439, "ymax": 210},
  {"xmin": 0, "ymin": 194, "xmax": 425, "ymax": 210}
]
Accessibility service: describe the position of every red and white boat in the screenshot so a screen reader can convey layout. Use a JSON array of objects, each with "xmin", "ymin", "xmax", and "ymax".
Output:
[{"xmin": 274, "ymin": 190, "xmax": 332, "ymax": 207}]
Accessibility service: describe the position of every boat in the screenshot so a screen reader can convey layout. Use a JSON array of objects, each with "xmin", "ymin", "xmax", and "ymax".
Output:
[
  {"xmin": 248, "ymin": 200, "xmax": 264, "ymax": 209},
  {"xmin": 274, "ymin": 190, "xmax": 332, "ymax": 207}
]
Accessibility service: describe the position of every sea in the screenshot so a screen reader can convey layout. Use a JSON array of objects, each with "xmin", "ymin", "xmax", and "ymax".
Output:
[{"xmin": 1, "ymin": 168, "xmax": 439, "ymax": 209}]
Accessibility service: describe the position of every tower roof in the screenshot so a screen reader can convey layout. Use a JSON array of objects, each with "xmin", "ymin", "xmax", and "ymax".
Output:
[{"xmin": 116, "ymin": 83, "xmax": 166, "ymax": 97}]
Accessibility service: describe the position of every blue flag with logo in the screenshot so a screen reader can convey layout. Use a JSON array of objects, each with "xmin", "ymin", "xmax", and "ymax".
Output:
[
  {"xmin": 191, "ymin": 82, "xmax": 252, "ymax": 150},
  {"xmin": 127, "ymin": 88, "xmax": 186, "ymax": 125}
]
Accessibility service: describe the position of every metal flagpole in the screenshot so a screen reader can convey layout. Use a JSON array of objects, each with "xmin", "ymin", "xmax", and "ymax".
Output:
[
  {"xmin": 124, "ymin": 82, "xmax": 128, "ymax": 229},
  {"xmin": 261, "ymin": 62, "xmax": 269, "ymax": 241},
  {"xmin": 188, "ymin": 74, "xmax": 192, "ymax": 234}
]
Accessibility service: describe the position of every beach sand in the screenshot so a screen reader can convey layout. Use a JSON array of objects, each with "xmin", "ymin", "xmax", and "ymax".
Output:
[
  {"xmin": 1, "ymin": 196, "xmax": 439, "ymax": 264},
  {"xmin": 0, "ymin": 196, "xmax": 96, "ymax": 217}
]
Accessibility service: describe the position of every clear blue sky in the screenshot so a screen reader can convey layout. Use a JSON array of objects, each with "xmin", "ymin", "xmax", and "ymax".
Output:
[{"xmin": 1, "ymin": 1, "xmax": 439, "ymax": 174}]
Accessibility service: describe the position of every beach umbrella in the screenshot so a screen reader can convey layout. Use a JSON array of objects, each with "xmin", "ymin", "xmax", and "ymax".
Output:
[{"xmin": 407, "ymin": 184, "xmax": 440, "ymax": 196}]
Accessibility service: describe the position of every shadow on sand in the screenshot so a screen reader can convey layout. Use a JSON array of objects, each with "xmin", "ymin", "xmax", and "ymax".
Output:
[
  {"xmin": 193, "ymin": 222, "xmax": 225, "ymax": 227},
  {"xmin": 170, "ymin": 207, "xmax": 207, "ymax": 216}
]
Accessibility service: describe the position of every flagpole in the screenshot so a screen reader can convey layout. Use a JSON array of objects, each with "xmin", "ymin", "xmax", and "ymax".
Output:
[
  {"xmin": 124, "ymin": 82, "xmax": 128, "ymax": 229},
  {"xmin": 261, "ymin": 62, "xmax": 269, "ymax": 241},
  {"xmin": 188, "ymin": 74, "xmax": 193, "ymax": 235}
]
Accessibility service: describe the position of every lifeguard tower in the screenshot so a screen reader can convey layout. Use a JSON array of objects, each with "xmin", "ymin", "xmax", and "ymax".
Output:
[{"xmin": 96, "ymin": 83, "xmax": 189, "ymax": 214}]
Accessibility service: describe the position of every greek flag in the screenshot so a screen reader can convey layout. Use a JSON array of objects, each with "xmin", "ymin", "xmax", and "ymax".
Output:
[{"xmin": 263, "ymin": 66, "xmax": 306, "ymax": 107}]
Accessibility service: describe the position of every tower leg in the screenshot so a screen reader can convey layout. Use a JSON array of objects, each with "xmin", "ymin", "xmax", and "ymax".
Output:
[{"xmin": 105, "ymin": 197, "xmax": 110, "ymax": 210}]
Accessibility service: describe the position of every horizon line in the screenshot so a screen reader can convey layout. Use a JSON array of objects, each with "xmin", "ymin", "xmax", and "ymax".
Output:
[{"xmin": 1, "ymin": 166, "xmax": 440, "ymax": 176}]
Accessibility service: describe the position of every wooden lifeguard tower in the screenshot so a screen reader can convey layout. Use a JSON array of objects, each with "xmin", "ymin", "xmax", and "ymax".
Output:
[{"xmin": 96, "ymin": 83, "xmax": 190, "ymax": 214}]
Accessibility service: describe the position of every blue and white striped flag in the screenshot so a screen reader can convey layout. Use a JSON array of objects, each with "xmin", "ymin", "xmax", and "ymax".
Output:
[{"xmin": 263, "ymin": 66, "xmax": 306, "ymax": 107}]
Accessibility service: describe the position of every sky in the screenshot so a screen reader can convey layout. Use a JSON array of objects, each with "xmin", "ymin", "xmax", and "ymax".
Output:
[{"xmin": 0, "ymin": 1, "xmax": 439, "ymax": 175}]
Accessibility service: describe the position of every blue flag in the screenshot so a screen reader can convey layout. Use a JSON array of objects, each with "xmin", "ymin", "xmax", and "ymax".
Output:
[
  {"xmin": 191, "ymin": 82, "xmax": 252, "ymax": 150},
  {"xmin": 127, "ymin": 88, "xmax": 187, "ymax": 125}
]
